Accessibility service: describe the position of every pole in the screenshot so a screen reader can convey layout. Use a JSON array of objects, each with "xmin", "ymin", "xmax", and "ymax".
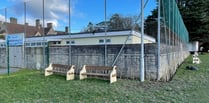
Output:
[
  {"xmin": 6, "ymin": 40, "xmax": 9, "ymax": 76},
  {"xmin": 104, "ymin": 0, "xmax": 107, "ymax": 66},
  {"xmin": 5, "ymin": 8, "xmax": 10, "ymax": 75},
  {"xmin": 42, "ymin": 0, "xmax": 46, "ymax": 68},
  {"xmin": 140, "ymin": 0, "xmax": 144, "ymax": 82},
  {"xmin": 157, "ymin": 0, "xmax": 161, "ymax": 80},
  {"xmin": 46, "ymin": 42, "xmax": 49, "ymax": 65},
  {"xmin": 69, "ymin": 0, "xmax": 72, "ymax": 65},
  {"xmin": 172, "ymin": 0, "xmax": 175, "ymax": 52},
  {"xmin": 168, "ymin": 0, "xmax": 170, "ymax": 46},
  {"xmin": 5, "ymin": 8, "xmax": 6, "ymax": 23},
  {"xmin": 23, "ymin": 2, "xmax": 26, "ymax": 68}
]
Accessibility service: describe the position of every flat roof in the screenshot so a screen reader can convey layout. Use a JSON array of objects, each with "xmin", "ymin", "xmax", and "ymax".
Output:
[{"xmin": 25, "ymin": 30, "xmax": 156, "ymax": 42}]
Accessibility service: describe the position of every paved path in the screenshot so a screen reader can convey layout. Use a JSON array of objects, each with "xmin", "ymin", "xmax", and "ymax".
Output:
[{"xmin": 0, "ymin": 68, "xmax": 20, "ymax": 74}]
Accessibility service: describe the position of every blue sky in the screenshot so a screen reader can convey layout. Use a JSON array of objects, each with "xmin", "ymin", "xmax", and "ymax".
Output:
[{"xmin": 0, "ymin": 0, "xmax": 157, "ymax": 33}]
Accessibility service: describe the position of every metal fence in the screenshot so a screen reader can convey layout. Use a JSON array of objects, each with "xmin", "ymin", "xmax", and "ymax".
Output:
[{"xmin": 0, "ymin": 0, "xmax": 189, "ymax": 81}]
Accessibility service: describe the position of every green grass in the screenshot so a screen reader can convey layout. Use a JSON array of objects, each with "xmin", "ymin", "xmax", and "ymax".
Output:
[{"xmin": 0, "ymin": 53, "xmax": 209, "ymax": 103}]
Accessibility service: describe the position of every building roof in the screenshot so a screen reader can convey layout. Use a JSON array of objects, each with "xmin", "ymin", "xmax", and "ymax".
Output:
[{"xmin": 25, "ymin": 30, "xmax": 156, "ymax": 43}]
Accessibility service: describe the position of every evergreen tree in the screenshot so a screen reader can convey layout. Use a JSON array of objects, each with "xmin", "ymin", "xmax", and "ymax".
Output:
[
  {"xmin": 144, "ymin": 8, "xmax": 158, "ymax": 38},
  {"xmin": 109, "ymin": 13, "xmax": 124, "ymax": 30},
  {"xmin": 178, "ymin": 0, "xmax": 209, "ymax": 41},
  {"xmin": 82, "ymin": 13, "xmax": 140, "ymax": 32}
]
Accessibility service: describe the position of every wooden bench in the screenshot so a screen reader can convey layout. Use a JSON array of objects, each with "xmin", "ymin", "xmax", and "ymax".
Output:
[
  {"xmin": 79, "ymin": 65, "xmax": 117, "ymax": 83},
  {"xmin": 45, "ymin": 63, "xmax": 75, "ymax": 80}
]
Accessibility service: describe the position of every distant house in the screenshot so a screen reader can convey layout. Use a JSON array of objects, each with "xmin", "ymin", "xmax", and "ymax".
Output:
[{"xmin": 0, "ymin": 17, "xmax": 68, "ymax": 37}]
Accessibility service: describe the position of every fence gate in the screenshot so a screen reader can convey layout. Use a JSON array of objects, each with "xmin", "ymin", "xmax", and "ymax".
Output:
[{"xmin": 9, "ymin": 47, "xmax": 23, "ymax": 68}]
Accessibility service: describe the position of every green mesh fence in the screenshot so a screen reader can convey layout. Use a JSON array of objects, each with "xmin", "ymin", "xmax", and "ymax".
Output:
[{"xmin": 162, "ymin": 0, "xmax": 189, "ymax": 43}]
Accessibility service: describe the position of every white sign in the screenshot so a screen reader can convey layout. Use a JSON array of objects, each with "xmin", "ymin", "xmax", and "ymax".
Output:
[{"xmin": 6, "ymin": 33, "xmax": 24, "ymax": 46}]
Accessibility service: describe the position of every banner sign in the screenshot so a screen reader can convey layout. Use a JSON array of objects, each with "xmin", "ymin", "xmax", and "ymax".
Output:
[{"xmin": 6, "ymin": 33, "xmax": 24, "ymax": 46}]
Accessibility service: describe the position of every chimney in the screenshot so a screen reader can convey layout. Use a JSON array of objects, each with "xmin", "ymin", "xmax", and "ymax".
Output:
[
  {"xmin": 47, "ymin": 23, "xmax": 53, "ymax": 28},
  {"xmin": 36, "ymin": 19, "xmax": 41, "ymax": 29},
  {"xmin": 65, "ymin": 26, "xmax": 68, "ymax": 33},
  {"xmin": 10, "ymin": 17, "xmax": 17, "ymax": 24},
  {"xmin": 36, "ymin": 19, "xmax": 40, "ymax": 27}
]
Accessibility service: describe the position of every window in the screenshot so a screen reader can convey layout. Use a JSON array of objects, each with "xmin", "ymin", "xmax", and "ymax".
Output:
[
  {"xmin": 57, "ymin": 41, "xmax": 61, "ymax": 44},
  {"xmin": 66, "ymin": 41, "xmax": 75, "ymax": 44},
  {"xmin": 31, "ymin": 43, "xmax": 36, "ymax": 46},
  {"xmin": 0, "ymin": 44, "xmax": 3, "ymax": 47},
  {"xmin": 66, "ymin": 41, "xmax": 70, "ymax": 44},
  {"xmin": 53, "ymin": 41, "xmax": 56, "ymax": 44},
  {"xmin": 71, "ymin": 41, "xmax": 75, "ymax": 44},
  {"xmin": 99, "ymin": 39, "xmax": 104, "ymax": 43},
  {"xmin": 25, "ymin": 43, "xmax": 30, "ymax": 46},
  {"xmin": 53, "ymin": 41, "xmax": 61, "ymax": 45},
  {"xmin": 37, "ymin": 42, "xmax": 42, "ymax": 46},
  {"xmin": 42, "ymin": 42, "xmax": 47, "ymax": 46},
  {"xmin": 99, "ymin": 39, "xmax": 111, "ymax": 44},
  {"xmin": 106, "ymin": 39, "xmax": 111, "ymax": 43}
]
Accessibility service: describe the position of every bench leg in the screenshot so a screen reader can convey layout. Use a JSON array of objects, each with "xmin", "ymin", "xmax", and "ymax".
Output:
[
  {"xmin": 110, "ymin": 74, "xmax": 117, "ymax": 83},
  {"xmin": 80, "ymin": 65, "xmax": 87, "ymax": 80},
  {"xmin": 110, "ymin": 66, "xmax": 117, "ymax": 83},
  {"xmin": 45, "ymin": 70, "xmax": 53, "ymax": 76},
  {"xmin": 45, "ymin": 63, "xmax": 53, "ymax": 76},
  {"xmin": 66, "ymin": 73, "xmax": 74, "ymax": 80},
  {"xmin": 66, "ymin": 65, "xmax": 75, "ymax": 80},
  {"xmin": 80, "ymin": 74, "xmax": 87, "ymax": 80}
]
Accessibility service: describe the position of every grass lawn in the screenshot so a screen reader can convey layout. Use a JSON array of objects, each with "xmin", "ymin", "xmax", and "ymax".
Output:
[{"xmin": 0, "ymin": 53, "xmax": 209, "ymax": 102}]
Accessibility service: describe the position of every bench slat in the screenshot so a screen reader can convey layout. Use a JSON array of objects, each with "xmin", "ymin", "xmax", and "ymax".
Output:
[
  {"xmin": 85, "ymin": 66, "xmax": 113, "ymax": 70},
  {"xmin": 82, "ymin": 73, "xmax": 109, "ymax": 77},
  {"xmin": 47, "ymin": 70, "xmax": 67, "ymax": 74},
  {"xmin": 52, "ymin": 64, "xmax": 71, "ymax": 69}
]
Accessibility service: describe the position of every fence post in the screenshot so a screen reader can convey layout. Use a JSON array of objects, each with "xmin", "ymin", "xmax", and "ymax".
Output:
[
  {"xmin": 157, "ymin": 0, "xmax": 161, "ymax": 80},
  {"xmin": 140, "ymin": 0, "xmax": 145, "ymax": 82}
]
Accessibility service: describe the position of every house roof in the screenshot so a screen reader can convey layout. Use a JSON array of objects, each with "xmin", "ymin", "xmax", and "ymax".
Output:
[
  {"xmin": 1, "ymin": 22, "xmax": 67, "ymax": 37},
  {"xmin": 6, "ymin": 23, "xmax": 36, "ymax": 37},
  {"xmin": 25, "ymin": 30, "xmax": 156, "ymax": 43},
  {"xmin": 5, "ymin": 23, "xmax": 52, "ymax": 37}
]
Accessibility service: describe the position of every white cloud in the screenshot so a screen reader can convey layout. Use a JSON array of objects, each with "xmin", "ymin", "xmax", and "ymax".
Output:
[
  {"xmin": 5, "ymin": 0, "xmax": 87, "ymax": 31},
  {"xmin": 0, "ymin": 14, "xmax": 5, "ymax": 21},
  {"xmin": 25, "ymin": 0, "xmax": 70, "ymax": 20},
  {"xmin": 7, "ymin": 0, "xmax": 71, "ymax": 30}
]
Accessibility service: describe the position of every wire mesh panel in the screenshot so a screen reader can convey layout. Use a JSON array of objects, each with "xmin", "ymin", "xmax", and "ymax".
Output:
[
  {"xmin": 161, "ymin": 0, "xmax": 189, "ymax": 44},
  {"xmin": 0, "ymin": 8, "xmax": 7, "ymax": 69},
  {"xmin": 158, "ymin": 0, "xmax": 189, "ymax": 81}
]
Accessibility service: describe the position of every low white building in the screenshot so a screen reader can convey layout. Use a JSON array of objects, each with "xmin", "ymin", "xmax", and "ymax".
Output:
[
  {"xmin": 0, "ymin": 30, "xmax": 156, "ymax": 47},
  {"xmin": 187, "ymin": 41, "xmax": 199, "ymax": 53},
  {"xmin": 25, "ymin": 30, "xmax": 156, "ymax": 47}
]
